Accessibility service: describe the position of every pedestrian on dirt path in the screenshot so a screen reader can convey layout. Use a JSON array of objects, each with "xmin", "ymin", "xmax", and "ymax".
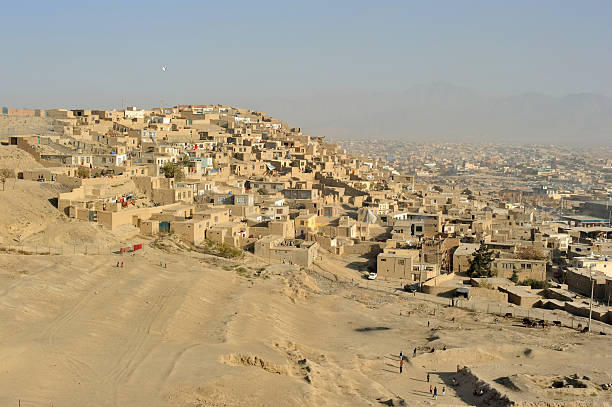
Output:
[
  {"xmin": 399, "ymin": 358, "xmax": 404, "ymax": 374},
  {"xmin": 429, "ymin": 384, "xmax": 433, "ymax": 394},
  {"xmin": 427, "ymin": 373, "xmax": 430, "ymax": 383},
  {"xmin": 413, "ymin": 347, "xmax": 417, "ymax": 357},
  {"xmin": 427, "ymin": 320, "xmax": 430, "ymax": 328},
  {"xmin": 399, "ymin": 351, "xmax": 403, "ymax": 361},
  {"xmin": 442, "ymin": 387, "xmax": 446, "ymax": 396},
  {"xmin": 433, "ymin": 386, "xmax": 438, "ymax": 399}
]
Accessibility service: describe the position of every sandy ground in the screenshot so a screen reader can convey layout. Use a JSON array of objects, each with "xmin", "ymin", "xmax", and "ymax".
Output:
[
  {"xmin": 0, "ymin": 145, "xmax": 42, "ymax": 172},
  {"xmin": 0, "ymin": 243, "xmax": 611, "ymax": 407},
  {"xmin": 0, "ymin": 161, "xmax": 610, "ymax": 406},
  {"xmin": 0, "ymin": 180, "xmax": 141, "ymax": 247}
]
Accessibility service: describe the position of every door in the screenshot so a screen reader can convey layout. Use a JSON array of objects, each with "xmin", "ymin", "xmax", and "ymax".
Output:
[{"xmin": 159, "ymin": 221, "xmax": 170, "ymax": 234}]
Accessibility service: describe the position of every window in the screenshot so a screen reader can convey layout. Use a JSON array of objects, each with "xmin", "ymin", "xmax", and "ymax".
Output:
[
  {"xmin": 398, "ymin": 260, "xmax": 405, "ymax": 265},
  {"xmin": 380, "ymin": 258, "xmax": 386, "ymax": 262}
]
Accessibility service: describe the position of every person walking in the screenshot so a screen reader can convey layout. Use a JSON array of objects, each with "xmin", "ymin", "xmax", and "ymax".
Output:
[
  {"xmin": 433, "ymin": 386, "xmax": 438, "ymax": 399},
  {"xmin": 399, "ymin": 351, "xmax": 403, "ymax": 361},
  {"xmin": 427, "ymin": 373, "xmax": 430, "ymax": 383},
  {"xmin": 442, "ymin": 387, "xmax": 446, "ymax": 396},
  {"xmin": 413, "ymin": 347, "xmax": 417, "ymax": 357},
  {"xmin": 429, "ymin": 384, "xmax": 433, "ymax": 394},
  {"xmin": 427, "ymin": 320, "xmax": 430, "ymax": 328},
  {"xmin": 399, "ymin": 358, "xmax": 404, "ymax": 374}
]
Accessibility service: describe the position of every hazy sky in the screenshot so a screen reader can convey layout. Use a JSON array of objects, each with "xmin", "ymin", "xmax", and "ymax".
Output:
[{"xmin": 1, "ymin": 0, "xmax": 611, "ymax": 110}]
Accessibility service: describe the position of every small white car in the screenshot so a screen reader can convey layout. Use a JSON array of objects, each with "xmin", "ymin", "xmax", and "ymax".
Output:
[{"xmin": 367, "ymin": 272, "xmax": 378, "ymax": 280}]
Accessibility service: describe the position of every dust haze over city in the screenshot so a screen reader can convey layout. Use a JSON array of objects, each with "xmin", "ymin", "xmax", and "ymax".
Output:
[{"xmin": 1, "ymin": 1, "xmax": 611, "ymax": 407}]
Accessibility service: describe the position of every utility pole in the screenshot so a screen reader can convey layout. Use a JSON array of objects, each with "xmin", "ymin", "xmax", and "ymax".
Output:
[{"xmin": 588, "ymin": 265, "xmax": 595, "ymax": 333}]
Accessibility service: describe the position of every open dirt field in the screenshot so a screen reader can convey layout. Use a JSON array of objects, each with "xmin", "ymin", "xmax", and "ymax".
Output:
[
  {"xmin": 0, "ymin": 170, "xmax": 609, "ymax": 406},
  {"xmin": 1, "ymin": 244, "xmax": 611, "ymax": 407},
  {"xmin": 0, "ymin": 180, "xmax": 139, "ymax": 247}
]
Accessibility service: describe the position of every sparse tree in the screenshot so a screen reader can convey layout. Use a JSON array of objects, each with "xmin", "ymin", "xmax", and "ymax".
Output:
[
  {"xmin": 468, "ymin": 243, "xmax": 495, "ymax": 278},
  {"xmin": 77, "ymin": 167, "xmax": 90, "ymax": 179},
  {"xmin": 179, "ymin": 155, "xmax": 191, "ymax": 167},
  {"xmin": 0, "ymin": 169, "xmax": 12, "ymax": 191},
  {"xmin": 515, "ymin": 246, "xmax": 546, "ymax": 260}
]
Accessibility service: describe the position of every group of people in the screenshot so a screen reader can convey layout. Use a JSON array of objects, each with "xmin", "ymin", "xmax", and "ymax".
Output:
[
  {"xmin": 429, "ymin": 385, "xmax": 445, "ymax": 398},
  {"xmin": 427, "ymin": 373, "xmax": 446, "ymax": 399},
  {"xmin": 397, "ymin": 351, "xmax": 447, "ymax": 400}
]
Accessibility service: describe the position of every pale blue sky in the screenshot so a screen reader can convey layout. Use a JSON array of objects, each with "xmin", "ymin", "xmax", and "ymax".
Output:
[{"xmin": 1, "ymin": 0, "xmax": 611, "ymax": 109}]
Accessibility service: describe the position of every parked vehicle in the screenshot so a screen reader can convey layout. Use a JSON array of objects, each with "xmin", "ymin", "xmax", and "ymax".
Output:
[
  {"xmin": 403, "ymin": 283, "xmax": 420, "ymax": 292},
  {"xmin": 367, "ymin": 272, "xmax": 378, "ymax": 280}
]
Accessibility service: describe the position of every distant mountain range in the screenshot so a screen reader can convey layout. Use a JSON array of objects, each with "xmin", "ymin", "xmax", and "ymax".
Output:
[{"xmin": 262, "ymin": 83, "xmax": 612, "ymax": 146}]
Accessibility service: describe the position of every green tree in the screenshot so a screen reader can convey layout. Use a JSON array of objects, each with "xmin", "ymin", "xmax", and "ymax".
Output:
[
  {"xmin": 519, "ymin": 279, "xmax": 550, "ymax": 289},
  {"xmin": 179, "ymin": 155, "xmax": 192, "ymax": 167},
  {"xmin": 510, "ymin": 269, "xmax": 519, "ymax": 284},
  {"xmin": 160, "ymin": 162, "xmax": 184, "ymax": 181},
  {"xmin": 468, "ymin": 243, "xmax": 495, "ymax": 278}
]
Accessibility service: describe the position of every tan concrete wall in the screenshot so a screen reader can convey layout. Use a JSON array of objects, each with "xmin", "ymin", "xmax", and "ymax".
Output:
[
  {"xmin": 97, "ymin": 206, "xmax": 164, "ymax": 230},
  {"xmin": 58, "ymin": 187, "xmax": 88, "ymax": 215},
  {"xmin": 16, "ymin": 138, "xmax": 57, "ymax": 167},
  {"xmin": 255, "ymin": 239, "xmax": 317, "ymax": 267},
  {"xmin": 422, "ymin": 273, "xmax": 456, "ymax": 295},
  {"xmin": 494, "ymin": 259, "xmax": 546, "ymax": 281},
  {"xmin": 453, "ymin": 254, "xmax": 473, "ymax": 274},
  {"xmin": 469, "ymin": 287, "xmax": 508, "ymax": 302},
  {"xmin": 344, "ymin": 241, "xmax": 382, "ymax": 256},
  {"xmin": 139, "ymin": 220, "xmax": 158, "ymax": 235},
  {"xmin": 506, "ymin": 291, "xmax": 540, "ymax": 307},
  {"xmin": 565, "ymin": 270, "xmax": 608, "ymax": 299},
  {"xmin": 171, "ymin": 221, "xmax": 206, "ymax": 245},
  {"xmin": 377, "ymin": 255, "xmax": 415, "ymax": 280},
  {"xmin": 55, "ymin": 174, "xmax": 83, "ymax": 189}
]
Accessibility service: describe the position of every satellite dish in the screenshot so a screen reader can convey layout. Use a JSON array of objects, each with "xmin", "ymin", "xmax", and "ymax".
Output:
[{"xmin": 161, "ymin": 65, "xmax": 167, "ymax": 72}]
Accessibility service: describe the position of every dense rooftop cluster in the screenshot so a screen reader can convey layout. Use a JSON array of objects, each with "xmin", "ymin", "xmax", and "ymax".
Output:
[{"xmin": 3, "ymin": 105, "xmax": 612, "ymax": 324}]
